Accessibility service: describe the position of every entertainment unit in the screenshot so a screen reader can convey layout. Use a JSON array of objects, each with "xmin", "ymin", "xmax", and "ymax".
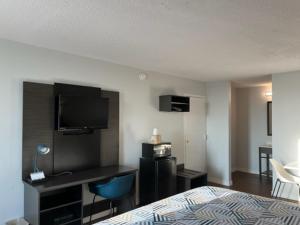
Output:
[
  {"xmin": 22, "ymin": 82, "xmax": 120, "ymax": 177},
  {"xmin": 22, "ymin": 82, "xmax": 135, "ymax": 225}
]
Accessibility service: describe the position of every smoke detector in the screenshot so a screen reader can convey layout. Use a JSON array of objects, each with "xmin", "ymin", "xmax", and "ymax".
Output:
[{"xmin": 138, "ymin": 73, "xmax": 148, "ymax": 81}]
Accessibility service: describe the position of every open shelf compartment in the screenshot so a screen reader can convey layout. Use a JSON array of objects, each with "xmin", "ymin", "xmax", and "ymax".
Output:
[
  {"xmin": 159, "ymin": 95, "xmax": 190, "ymax": 112},
  {"xmin": 40, "ymin": 185, "xmax": 82, "ymax": 212},
  {"xmin": 40, "ymin": 202, "xmax": 82, "ymax": 225}
]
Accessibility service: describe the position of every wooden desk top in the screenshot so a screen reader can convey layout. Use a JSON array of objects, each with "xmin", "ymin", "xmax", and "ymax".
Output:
[
  {"xmin": 177, "ymin": 169, "xmax": 207, "ymax": 179},
  {"xmin": 24, "ymin": 166, "xmax": 137, "ymax": 193},
  {"xmin": 259, "ymin": 146, "xmax": 272, "ymax": 154}
]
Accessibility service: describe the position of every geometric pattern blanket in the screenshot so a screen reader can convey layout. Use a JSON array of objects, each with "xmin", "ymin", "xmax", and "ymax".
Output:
[{"xmin": 96, "ymin": 186, "xmax": 300, "ymax": 225}]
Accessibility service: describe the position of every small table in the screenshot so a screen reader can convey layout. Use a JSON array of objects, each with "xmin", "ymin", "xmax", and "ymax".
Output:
[
  {"xmin": 177, "ymin": 169, "xmax": 207, "ymax": 193},
  {"xmin": 259, "ymin": 146, "xmax": 272, "ymax": 179}
]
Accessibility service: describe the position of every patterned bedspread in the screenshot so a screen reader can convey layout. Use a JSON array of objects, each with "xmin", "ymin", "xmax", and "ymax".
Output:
[{"xmin": 96, "ymin": 186, "xmax": 300, "ymax": 225}]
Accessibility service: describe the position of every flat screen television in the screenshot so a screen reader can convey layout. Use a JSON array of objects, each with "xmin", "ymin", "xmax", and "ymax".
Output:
[{"xmin": 55, "ymin": 95, "xmax": 109, "ymax": 131}]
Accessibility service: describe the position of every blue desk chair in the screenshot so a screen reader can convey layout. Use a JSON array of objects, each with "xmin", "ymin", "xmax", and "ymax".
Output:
[{"xmin": 88, "ymin": 174, "xmax": 135, "ymax": 223}]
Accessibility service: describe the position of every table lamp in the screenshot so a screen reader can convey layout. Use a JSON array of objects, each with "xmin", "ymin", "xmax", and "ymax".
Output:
[
  {"xmin": 150, "ymin": 128, "xmax": 161, "ymax": 144},
  {"xmin": 30, "ymin": 144, "xmax": 50, "ymax": 182}
]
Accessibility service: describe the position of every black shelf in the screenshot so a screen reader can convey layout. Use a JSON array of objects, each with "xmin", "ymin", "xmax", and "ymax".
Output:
[
  {"xmin": 159, "ymin": 95, "xmax": 190, "ymax": 112},
  {"xmin": 40, "ymin": 202, "xmax": 82, "ymax": 225},
  {"xmin": 60, "ymin": 218, "xmax": 81, "ymax": 225},
  {"xmin": 40, "ymin": 185, "xmax": 82, "ymax": 211},
  {"xmin": 38, "ymin": 185, "xmax": 83, "ymax": 225},
  {"xmin": 40, "ymin": 200, "xmax": 82, "ymax": 214},
  {"xmin": 170, "ymin": 102, "xmax": 189, "ymax": 105}
]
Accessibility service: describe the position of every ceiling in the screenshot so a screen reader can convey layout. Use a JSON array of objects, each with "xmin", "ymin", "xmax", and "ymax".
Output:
[
  {"xmin": 232, "ymin": 75, "xmax": 272, "ymax": 88},
  {"xmin": 1, "ymin": 0, "xmax": 300, "ymax": 81}
]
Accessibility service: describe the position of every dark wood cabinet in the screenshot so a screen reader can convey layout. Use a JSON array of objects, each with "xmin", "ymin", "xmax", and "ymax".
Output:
[
  {"xmin": 24, "ymin": 166, "xmax": 137, "ymax": 225},
  {"xmin": 159, "ymin": 95, "xmax": 190, "ymax": 112},
  {"xmin": 25, "ymin": 183, "xmax": 83, "ymax": 225}
]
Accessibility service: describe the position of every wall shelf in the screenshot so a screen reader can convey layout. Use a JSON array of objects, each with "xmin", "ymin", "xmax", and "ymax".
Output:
[{"xmin": 159, "ymin": 95, "xmax": 190, "ymax": 112}]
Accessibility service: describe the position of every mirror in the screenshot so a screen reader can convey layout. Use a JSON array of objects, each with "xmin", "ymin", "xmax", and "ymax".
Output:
[{"xmin": 267, "ymin": 101, "xmax": 272, "ymax": 136}]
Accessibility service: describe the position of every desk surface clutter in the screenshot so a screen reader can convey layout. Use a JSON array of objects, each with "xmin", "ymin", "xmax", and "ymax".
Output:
[{"xmin": 24, "ymin": 166, "xmax": 137, "ymax": 192}]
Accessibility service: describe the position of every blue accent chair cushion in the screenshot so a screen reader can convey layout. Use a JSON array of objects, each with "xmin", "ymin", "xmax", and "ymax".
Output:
[{"xmin": 89, "ymin": 174, "xmax": 135, "ymax": 200}]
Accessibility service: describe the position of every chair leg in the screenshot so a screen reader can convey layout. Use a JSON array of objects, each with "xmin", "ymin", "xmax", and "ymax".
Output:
[
  {"xmin": 297, "ymin": 184, "xmax": 300, "ymax": 202},
  {"xmin": 109, "ymin": 200, "xmax": 113, "ymax": 217},
  {"xmin": 90, "ymin": 194, "xmax": 96, "ymax": 225},
  {"xmin": 130, "ymin": 196, "xmax": 136, "ymax": 209},
  {"xmin": 128, "ymin": 197, "xmax": 133, "ymax": 210},
  {"xmin": 272, "ymin": 179, "xmax": 279, "ymax": 197},
  {"xmin": 276, "ymin": 181, "xmax": 283, "ymax": 198}
]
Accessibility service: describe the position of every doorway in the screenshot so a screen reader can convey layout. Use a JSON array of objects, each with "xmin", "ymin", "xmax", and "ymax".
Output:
[
  {"xmin": 184, "ymin": 96, "xmax": 207, "ymax": 172},
  {"xmin": 230, "ymin": 79, "xmax": 272, "ymax": 195}
]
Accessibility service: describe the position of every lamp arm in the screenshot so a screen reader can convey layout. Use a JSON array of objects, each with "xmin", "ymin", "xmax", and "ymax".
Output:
[{"xmin": 33, "ymin": 151, "xmax": 39, "ymax": 173}]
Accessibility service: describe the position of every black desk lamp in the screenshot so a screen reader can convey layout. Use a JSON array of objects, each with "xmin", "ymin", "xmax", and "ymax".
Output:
[{"xmin": 30, "ymin": 144, "xmax": 50, "ymax": 181}]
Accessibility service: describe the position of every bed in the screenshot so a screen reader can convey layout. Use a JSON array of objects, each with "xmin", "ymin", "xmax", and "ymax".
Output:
[{"xmin": 96, "ymin": 186, "xmax": 300, "ymax": 225}]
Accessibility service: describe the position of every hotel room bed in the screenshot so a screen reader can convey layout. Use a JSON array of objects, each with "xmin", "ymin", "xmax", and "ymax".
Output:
[{"xmin": 97, "ymin": 186, "xmax": 300, "ymax": 225}]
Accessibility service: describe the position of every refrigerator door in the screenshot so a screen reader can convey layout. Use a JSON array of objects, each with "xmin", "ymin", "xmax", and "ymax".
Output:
[
  {"xmin": 139, "ymin": 158, "xmax": 156, "ymax": 205},
  {"xmin": 155, "ymin": 157, "xmax": 177, "ymax": 200}
]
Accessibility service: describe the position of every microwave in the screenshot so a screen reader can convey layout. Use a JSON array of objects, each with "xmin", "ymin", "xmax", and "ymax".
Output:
[{"xmin": 142, "ymin": 143, "xmax": 172, "ymax": 158}]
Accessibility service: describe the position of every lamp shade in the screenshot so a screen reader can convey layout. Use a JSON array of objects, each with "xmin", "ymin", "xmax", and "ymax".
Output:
[{"xmin": 36, "ymin": 144, "xmax": 50, "ymax": 155}]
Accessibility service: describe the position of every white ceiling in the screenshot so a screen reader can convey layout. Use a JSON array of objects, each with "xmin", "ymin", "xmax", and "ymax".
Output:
[
  {"xmin": 232, "ymin": 75, "xmax": 272, "ymax": 88},
  {"xmin": 1, "ymin": 0, "xmax": 300, "ymax": 81}
]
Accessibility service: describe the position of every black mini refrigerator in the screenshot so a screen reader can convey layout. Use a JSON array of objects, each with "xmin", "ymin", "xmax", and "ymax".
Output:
[{"xmin": 139, "ymin": 143, "xmax": 177, "ymax": 205}]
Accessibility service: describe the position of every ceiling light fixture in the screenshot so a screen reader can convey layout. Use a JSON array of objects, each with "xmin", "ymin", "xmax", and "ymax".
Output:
[{"xmin": 265, "ymin": 91, "xmax": 272, "ymax": 97}]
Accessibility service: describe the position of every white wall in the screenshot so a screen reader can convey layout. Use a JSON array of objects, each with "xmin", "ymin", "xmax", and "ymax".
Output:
[
  {"xmin": 235, "ymin": 86, "xmax": 272, "ymax": 174},
  {"xmin": 206, "ymin": 81, "xmax": 231, "ymax": 186},
  {"xmin": 0, "ymin": 39, "xmax": 205, "ymax": 224},
  {"xmin": 273, "ymin": 72, "xmax": 300, "ymax": 201}
]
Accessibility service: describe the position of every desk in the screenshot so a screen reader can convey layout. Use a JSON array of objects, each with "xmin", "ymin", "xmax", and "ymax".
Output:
[
  {"xmin": 259, "ymin": 146, "xmax": 272, "ymax": 179},
  {"xmin": 24, "ymin": 166, "xmax": 137, "ymax": 225}
]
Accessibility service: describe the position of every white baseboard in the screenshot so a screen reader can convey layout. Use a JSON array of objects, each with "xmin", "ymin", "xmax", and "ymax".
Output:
[
  {"xmin": 234, "ymin": 167, "xmax": 259, "ymax": 175},
  {"xmin": 208, "ymin": 176, "xmax": 231, "ymax": 187}
]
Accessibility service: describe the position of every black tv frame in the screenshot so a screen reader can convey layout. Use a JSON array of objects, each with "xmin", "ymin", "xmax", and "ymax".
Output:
[{"xmin": 55, "ymin": 95, "xmax": 109, "ymax": 132}]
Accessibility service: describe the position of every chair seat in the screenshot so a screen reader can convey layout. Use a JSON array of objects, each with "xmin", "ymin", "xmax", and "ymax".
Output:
[{"xmin": 88, "ymin": 173, "xmax": 135, "ymax": 223}]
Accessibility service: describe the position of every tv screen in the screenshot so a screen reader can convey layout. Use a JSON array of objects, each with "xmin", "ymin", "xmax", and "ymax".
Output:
[{"xmin": 56, "ymin": 95, "xmax": 109, "ymax": 130}]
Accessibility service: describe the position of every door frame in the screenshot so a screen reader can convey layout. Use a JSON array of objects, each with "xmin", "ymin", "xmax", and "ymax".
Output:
[{"xmin": 183, "ymin": 94, "xmax": 207, "ymax": 170}]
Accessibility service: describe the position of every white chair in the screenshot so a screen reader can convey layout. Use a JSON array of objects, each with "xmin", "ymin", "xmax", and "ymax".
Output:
[{"xmin": 269, "ymin": 159, "xmax": 300, "ymax": 198}]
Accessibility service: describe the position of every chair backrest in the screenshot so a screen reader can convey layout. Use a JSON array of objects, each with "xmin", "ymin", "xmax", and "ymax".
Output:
[
  {"xmin": 269, "ymin": 159, "xmax": 295, "ymax": 183},
  {"xmin": 98, "ymin": 173, "xmax": 135, "ymax": 200}
]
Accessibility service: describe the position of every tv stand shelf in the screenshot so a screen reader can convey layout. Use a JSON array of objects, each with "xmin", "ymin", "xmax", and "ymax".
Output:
[
  {"xmin": 40, "ymin": 185, "xmax": 82, "ymax": 211},
  {"xmin": 25, "ymin": 184, "xmax": 83, "ymax": 225},
  {"xmin": 40, "ymin": 200, "xmax": 82, "ymax": 214}
]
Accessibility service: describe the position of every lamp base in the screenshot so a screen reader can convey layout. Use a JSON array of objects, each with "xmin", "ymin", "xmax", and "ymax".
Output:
[
  {"xmin": 150, "ymin": 135, "xmax": 161, "ymax": 144},
  {"xmin": 29, "ymin": 171, "xmax": 46, "ymax": 182}
]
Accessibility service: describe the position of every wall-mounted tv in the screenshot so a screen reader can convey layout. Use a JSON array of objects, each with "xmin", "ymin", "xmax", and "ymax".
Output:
[{"xmin": 55, "ymin": 95, "xmax": 109, "ymax": 131}]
